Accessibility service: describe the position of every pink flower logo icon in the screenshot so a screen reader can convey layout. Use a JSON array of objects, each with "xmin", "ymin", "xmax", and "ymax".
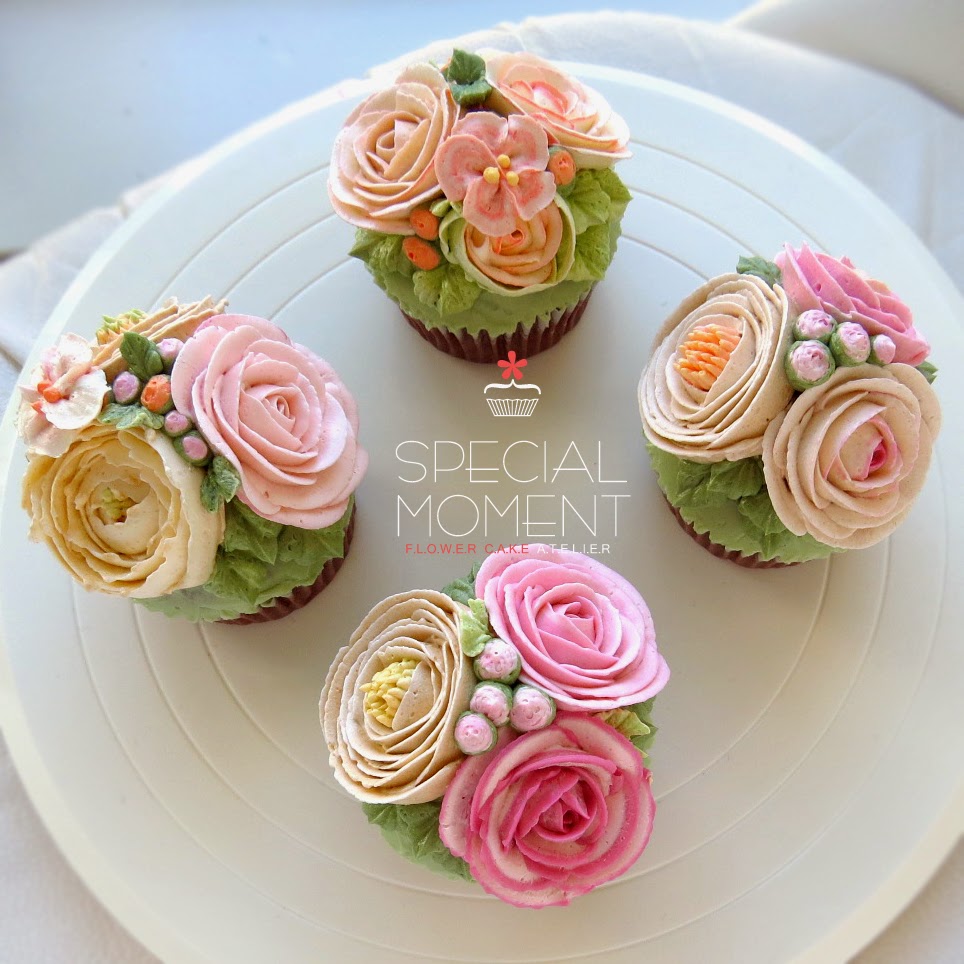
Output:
[{"xmin": 497, "ymin": 352, "xmax": 528, "ymax": 381}]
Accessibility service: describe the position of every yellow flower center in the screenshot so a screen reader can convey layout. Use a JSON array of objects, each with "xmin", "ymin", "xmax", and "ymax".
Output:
[
  {"xmin": 483, "ymin": 166, "xmax": 501, "ymax": 184},
  {"xmin": 674, "ymin": 323, "xmax": 742, "ymax": 391},
  {"xmin": 496, "ymin": 154, "xmax": 512, "ymax": 169},
  {"xmin": 505, "ymin": 171, "xmax": 520, "ymax": 187},
  {"xmin": 97, "ymin": 486, "xmax": 136, "ymax": 523},
  {"xmin": 362, "ymin": 658, "xmax": 418, "ymax": 727}
]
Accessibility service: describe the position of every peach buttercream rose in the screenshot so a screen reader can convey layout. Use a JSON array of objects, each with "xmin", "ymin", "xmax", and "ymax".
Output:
[
  {"xmin": 320, "ymin": 590, "xmax": 474, "ymax": 805},
  {"xmin": 170, "ymin": 314, "xmax": 367, "ymax": 530},
  {"xmin": 328, "ymin": 64, "xmax": 457, "ymax": 234},
  {"xmin": 639, "ymin": 273, "xmax": 794, "ymax": 462},
  {"xmin": 485, "ymin": 51, "xmax": 630, "ymax": 168},
  {"xmin": 762, "ymin": 364, "xmax": 941, "ymax": 549},
  {"xmin": 439, "ymin": 199, "xmax": 575, "ymax": 295},
  {"xmin": 22, "ymin": 422, "xmax": 223, "ymax": 597}
]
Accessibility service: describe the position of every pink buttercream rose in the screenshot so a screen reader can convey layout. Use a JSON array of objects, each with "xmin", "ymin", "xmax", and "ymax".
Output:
[
  {"xmin": 171, "ymin": 314, "xmax": 367, "ymax": 528},
  {"xmin": 439, "ymin": 714, "xmax": 655, "ymax": 908},
  {"xmin": 775, "ymin": 243, "xmax": 930, "ymax": 366},
  {"xmin": 485, "ymin": 51, "xmax": 630, "ymax": 169},
  {"xmin": 476, "ymin": 545, "xmax": 669, "ymax": 711}
]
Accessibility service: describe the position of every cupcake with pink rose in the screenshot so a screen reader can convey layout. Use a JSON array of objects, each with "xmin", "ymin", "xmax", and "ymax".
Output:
[
  {"xmin": 319, "ymin": 545, "xmax": 669, "ymax": 906},
  {"xmin": 328, "ymin": 48, "xmax": 632, "ymax": 363},
  {"xmin": 638, "ymin": 246, "xmax": 941, "ymax": 567},
  {"xmin": 17, "ymin": 297, "xmax": 367, "ymax": 623}
]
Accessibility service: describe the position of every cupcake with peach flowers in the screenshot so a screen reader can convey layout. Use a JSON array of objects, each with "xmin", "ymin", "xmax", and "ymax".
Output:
[
  {"xmin": 17, "ymin": 298, "xmax": 367, "ymax": 623},
  {"xmin": 638, "ymin": 246, "xmax": 941, "ymax": 567},
  {"xmin": 328, "ymin": 49, "xmax": 632, "ymax": 362},
  {"xmin": 319, "ymin": 545, "xmax": 669, "ymax": 906}
]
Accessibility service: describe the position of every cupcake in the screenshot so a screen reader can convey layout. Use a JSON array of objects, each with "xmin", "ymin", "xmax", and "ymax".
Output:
[
  {"xmin": 17, "ymin": 297, "xmax": 367, "ymax": 622},
  {"xmin": 319, "ymin": 545, "xmax": 670, "ymax": 907},
  {"xmin": 328, "ymin": 49, "xmax": 632, "ymax": 363},
  {"xmin": 638, "ymin": 247, "xmax": 941, "ymax": 567}
]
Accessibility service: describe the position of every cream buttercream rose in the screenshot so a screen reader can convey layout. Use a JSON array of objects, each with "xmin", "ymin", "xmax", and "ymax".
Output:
[
  {"xmin": 476, "ymin": 546, "xmax": 669, "ymax": 711},
  {"xmin": 762, "ymin": 364, "xmax": 941, "ymax": 549},
  {"xmin": 321, "ymin": 590, "xmax": 474, "ymax": 805},
  {"xmin": 639, "ymin": 273, "xmax": 794, "ymax": 462},
  {"xmin": 328, "ymin": 63, "xmax": 457, "ymax": 234},
  {"xmin": 22, "ymin": 422, "xmax": 223, "ymax": 597},
  {"xmin": 485, "ymin": 50, "xmax": 630, "ymax": 168},
  {"xmin": 170, "ymin": 314, "xmax": 367, "ymax": 530}
]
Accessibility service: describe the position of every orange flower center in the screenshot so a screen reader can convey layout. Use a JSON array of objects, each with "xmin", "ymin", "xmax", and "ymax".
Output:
[{"xmin": 674, "ymin": 323, "xmax": 741, "ymax": 391}]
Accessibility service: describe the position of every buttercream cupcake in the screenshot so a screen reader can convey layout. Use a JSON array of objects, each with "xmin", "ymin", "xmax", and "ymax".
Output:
[
  {"xmin": 17, "ymin": 298, "xmax": 367, "ymax": 622},
  {"xmin": 328, "ymin": 49, "xmax": 632, "ymax": 363},
  {"xmin": 638, "ymin": 248, "xmax": 941, "ymax": 567},
  {"xmin": 319, "ymin": 545, "xmax": 669, "ymax": 907}
]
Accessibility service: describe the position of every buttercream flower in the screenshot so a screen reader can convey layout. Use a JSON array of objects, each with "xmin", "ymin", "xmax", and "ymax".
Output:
[
  {"xmin": 639, "ymin": 273, "xmax": 794, "ymax": 462},
  {"xmin": 438, "ymin": 196, "xmax": 575, "ymax": 295},
  {"xmin": 763, "ymin": 364, "xmax": 941, "ymax": 549},
  {"xmin": 21, "ymin": 422, "xmax": 223, "ymax": 597},
  {"xmin": 485, "ymin": 51, "xmax": 630, "ymax": 169},
  {"xmin": 476, "ymin": 545, "xmax": 668, "ymax": 711},
  {"xmin": 170, "ymin": 314, "xmax": 367, "ymax": 529},
  {"xmin": 320, "ymin": 590, "xmax": 474, "ymax": 805},
  {"xmin": 435, "ymin": 113, "xmax": 557, "ymax": 236},
  {"xmin": 328, "ymin": 64, "xmax": 457, "ymax": 234},
  {"xmin": 17, "ymin": 333, "xmax": 108, "ymax": 457},
  {"xmin": 775, "ymin": 244, "xmax": 929, "ymax": 366},
  {"xmin": 439, "ymin": 713, "xmax": 654, "ymax": 907}
]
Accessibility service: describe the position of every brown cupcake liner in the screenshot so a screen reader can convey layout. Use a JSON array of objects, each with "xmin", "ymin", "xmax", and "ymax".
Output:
[
  {"xmin": 219, "ymin": 505, "xmax": 357, "ymax": 625},
  {"xmin": 664, "ymin": 497, "xmax": 796, "ymax": 570},
  {"xmin": 399, "ymin": 288, "xmax": 594, "ymax": 364}
]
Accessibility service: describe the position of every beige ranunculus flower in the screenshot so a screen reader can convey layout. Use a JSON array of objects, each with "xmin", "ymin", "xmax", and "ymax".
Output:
[
  {"xmin": 328, "ymin": 64, "xmax": 457, "ymax": 234},
  {"xmin": 762, "ymin": 364, "xmax": 941, "ymax": 549},
  {"xmin": 639, "ymin": 273, "xmax": 794, "ymax": 462},
  {"xmin": 320, "ymin": 590, "xmax": 474, "ymax": 805},
  {"xmin": 22, "ymin": 423, "xmax": 223, "ymax": 597}
]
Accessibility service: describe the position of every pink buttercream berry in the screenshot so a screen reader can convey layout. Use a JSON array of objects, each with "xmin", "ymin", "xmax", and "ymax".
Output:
[
  {"xmin": 870, "ymin": 334, "xmax": 897, "ymax": 365},
  {"xmin": 454, "ymin": 712, "xmax": 497, "ymax": 756},
  {"xmin": 509, "ymin": 685, "xmax": 556, "ymax": 732},
  {"xmin": 473, "ymin": 639, "xmax": 522, "ymax": 684},
  {"xmin": 469, "ymin": 682, "xmax": 512, "ymax": 726}
]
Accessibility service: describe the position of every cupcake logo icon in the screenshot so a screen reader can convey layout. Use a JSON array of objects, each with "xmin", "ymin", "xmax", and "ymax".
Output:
[{"xmin": 485, "ymin": 352, "xmax": 541, "ymax": 417}]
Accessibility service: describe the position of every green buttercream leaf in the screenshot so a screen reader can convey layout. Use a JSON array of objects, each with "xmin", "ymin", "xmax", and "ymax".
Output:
[
  {"xmin": 99, "ymin": 403, "xmax": 163, "ymax": 432},
  {"xmin": 441, "ymin": 562, "xmax": 482, "ymax": 605},
  {"xmin": 137, "ymin": 496, "xmax": 354, "ymax": 622},
  {"xmin": 429, "ymin": 198, "xmax": 452, "ymax": 218},
  {"xmin": 412, "ymin": 263, "xmax": 481, "ymax": 316},
  {"xmin": 443, "ymin": 49, "xmax": 486, "ymax": 85},
  {"xmin": 349, "ymin": 229, "xmax": 413, "ymax": 277},
  {"xmin": 362, "ymin": 801, "xmax": 473, "ymax": 882},
  {"xmin": 460, "ymin": 597, "xmax": 493, "ymax": 657},
  {"xmin": 450, "ymin": 77, "xmax": 492, "ymax": 107},
  {"xmin": 599, "ymin": 698, "xmax": 658, "ymax": 760},
  {"xmin": 678, "ymin": 457, "xmax": 767, "ymax": 507},
  {"xmin": 736, "ymin": 255, "xmax": 782, "ymax": 288},
  {"xmin": 568, "ymin": 223, "xmax": 612, "ymax": 283},
  {"xmin": 916, "ymin": 360, "xmax": 938, "ymax": 384},
  {"xmin": 200, "ymin": 455, "xmax": 242, "ymax": 513},
  {"xmin": 564, "ymin": 170, "xmax": 612, "ymax": 234},
  {"xmin": 120, "ymin": 331, "xmax": 164, "ymax": 381},
  {"xmin": 592, "ymin": 167, "xmax": 633, "ymax": 206}
]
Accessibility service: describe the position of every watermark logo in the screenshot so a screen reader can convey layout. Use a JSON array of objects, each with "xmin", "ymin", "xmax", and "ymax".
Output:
[{"xmin": 484, "ymin": 352, "xmax": 541, "ymax": 417}]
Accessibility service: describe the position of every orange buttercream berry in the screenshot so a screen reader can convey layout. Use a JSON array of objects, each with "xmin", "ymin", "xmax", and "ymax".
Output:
[
  {"xmin": 410, "ymin": 209, "xmax": 440, "ymax": 241},
  {"xmin": 548, "ymin": 149, "xmax": 575, "ymax": 186},
  {"xmin": 402, "ymin": 236, "xmax": 442, "ymax": 271},
  {"xmin": 674, "ymin": 323, "xmax": 742, "ymax": 391},
  {"xmin": 42, "ymin": 384, "xmax": 64, "ymax": 403}
]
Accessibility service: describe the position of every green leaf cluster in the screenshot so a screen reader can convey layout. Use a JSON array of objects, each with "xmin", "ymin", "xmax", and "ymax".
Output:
[
  {"xmin": 349, "ymin": 229, "xmax": 413, "ymax": 277},
  {"xmin": 675, "ymin": 456, "xmax": 767, "ymax": 507},
  {"xmin": 459, "ymin": 598, "xmax": 494, "ymax": 657},
  {"xmin": 600, "ymin": 698, "xmax": 658, "ymax": 760},
  {"xmin": 412, "ymin": 263, "xmax": 481, "ymax": 315},
  {"xmin": 441, "ymin": 562, "xmax": 483, "ymax": 605},
  {"xmin": 565, "ymin": 169, "xmax": 632, "ymax": 283}
]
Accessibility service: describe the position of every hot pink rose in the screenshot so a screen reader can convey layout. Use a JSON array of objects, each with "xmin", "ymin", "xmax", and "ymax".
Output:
[
  {"xmin": 775, "ymin": 243, "xmax": 930, "ymax": 366},
  {"xmin": 485, "ymin": 51, "xmax": 630, "ymax": 169},
  {"xmin": 476, "ymin": 545, "xmax": 669, "ymax": 711},
  {"xmin": 171, "ymin": 314, "xmax": 367, "ymax": 528},
  {"xmin": 439, "ymin": 713, "xmax": 655, "ymax": 908}
]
